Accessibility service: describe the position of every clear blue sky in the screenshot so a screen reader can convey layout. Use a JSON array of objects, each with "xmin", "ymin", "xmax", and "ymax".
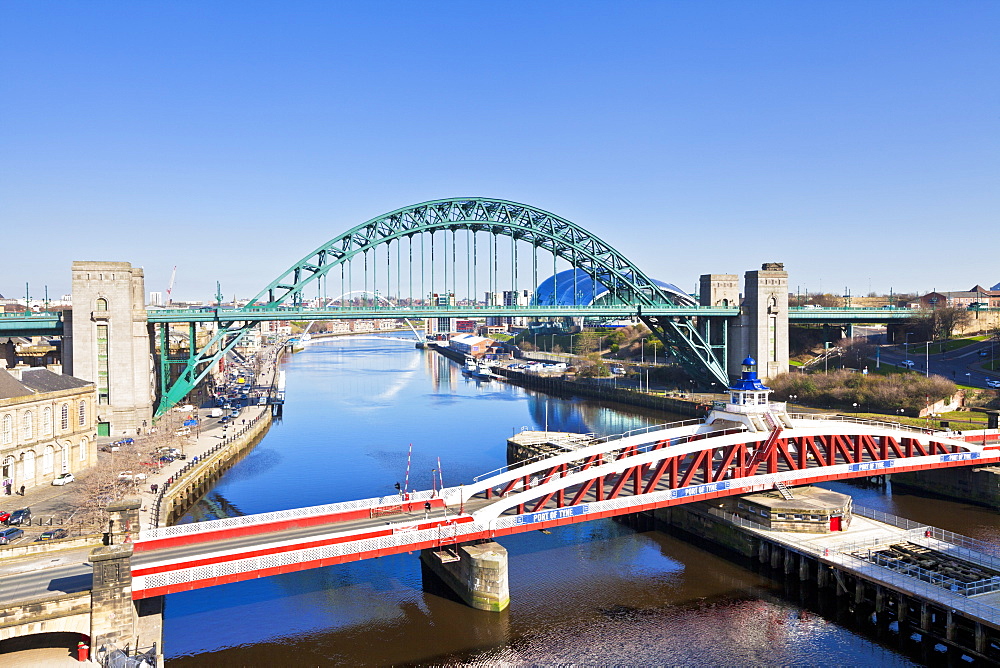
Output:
[{"xmin": 2, "ymin": 2, "xmax": 997, "ymax": 302}]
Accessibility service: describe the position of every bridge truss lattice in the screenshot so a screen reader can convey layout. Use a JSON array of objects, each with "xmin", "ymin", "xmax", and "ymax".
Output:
[{"xmin": 157, "ymin": 198, "xmax": 729, "ymax": 413}]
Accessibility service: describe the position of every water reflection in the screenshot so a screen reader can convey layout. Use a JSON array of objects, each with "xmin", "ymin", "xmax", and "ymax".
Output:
[{"xmin": 166, "ymin": 337, "xmax": 924, "ymax": 666}]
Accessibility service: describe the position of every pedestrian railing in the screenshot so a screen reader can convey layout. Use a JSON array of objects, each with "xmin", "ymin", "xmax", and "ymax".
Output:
[{"xmin": 150, "ymin": 407, "xmax": 270, "ymax": 529}]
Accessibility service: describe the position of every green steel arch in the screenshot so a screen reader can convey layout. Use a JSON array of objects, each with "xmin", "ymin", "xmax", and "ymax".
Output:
[
  {"xmin": 157, "ymin": 198, "xmax": 727, "ymax": 414},
  {"xmin": 250, "ymin": 197, "xmax": 674, "ymax": 308}
]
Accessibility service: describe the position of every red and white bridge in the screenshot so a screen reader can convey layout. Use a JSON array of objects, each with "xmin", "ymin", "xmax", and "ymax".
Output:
[{"xmin": 130, "ymin": 414, "xmax": 1000, "ymax": 599}]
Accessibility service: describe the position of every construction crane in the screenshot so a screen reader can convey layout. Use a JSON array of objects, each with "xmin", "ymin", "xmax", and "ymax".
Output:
[{"xmin": 166, "ymin": 266, "xmax": 177, "ymax": 305}]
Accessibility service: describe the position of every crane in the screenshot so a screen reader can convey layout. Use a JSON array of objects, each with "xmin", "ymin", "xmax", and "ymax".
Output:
[{"xmin": 166, "ymin": 266, "xmax": 177, "ymax": 305}]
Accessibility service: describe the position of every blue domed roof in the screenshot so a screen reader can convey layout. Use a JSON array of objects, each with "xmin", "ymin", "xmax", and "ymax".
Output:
[
  {"xmin": 731, "ymin": 355, "xmax": 770, "ymax": 392},
  {"xmin": 534, "ymin": 268, "xmax": 695, "ymax": 307}
]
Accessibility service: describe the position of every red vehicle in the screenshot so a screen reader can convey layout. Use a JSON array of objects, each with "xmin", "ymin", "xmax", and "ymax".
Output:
[{"xmin": 0, "ymin": 510, "xmax": 10, "ymax": 524}]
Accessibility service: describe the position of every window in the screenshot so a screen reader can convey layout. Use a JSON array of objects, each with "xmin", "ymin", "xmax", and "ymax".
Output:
[
  {"xmin": 761, "ymin": 511, "xmax": 770, "ymax": 518},
  {"xmin": 41, "ymin": 407, "xmax": 52, "ymax": 436},
  {"xmin": 776, "ymin": 513, "xmax": 786, "ymax": 519},
  {"xmin": 78, "ymin": 401, "xmax": 86, "ymax": 427},
  {"xmin": 42, "ymin": 446, "xmax": 54, "ymax": 475},
  {"xmin": 96, "ymin": 298, "xmax": 108, "ymax": 311},
  {"xmin": 97, "ymin": 324, "xmax": 110, "ymax": 404},
  {"xmin": 793, "ymin": 514, "xmax": 803, "ymax": 520},
  {"xmin": 60, "ymin": 404, "xmax": 69, "ymax": 431},
  {"xmin": 80, "ymin": 436, "xmax": 88, "ymax": 461},
  {"xmin": 22, "ymin": 411, "xmax": 33, "ymax": 441},
  {"xmin": 0, "ymin": 414, "xmax": 11, "ymax": 444},
  {"xmin": 23, "ymin": 450, "xmax": 35, "ymax": 480}
]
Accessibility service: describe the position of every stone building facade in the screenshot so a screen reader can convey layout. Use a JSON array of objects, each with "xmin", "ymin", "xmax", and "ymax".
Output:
[
  {"xmin": 65, "ymin": 261, "xmax": 154, "ymax": 437},
  {"xmin": 0, "ymin": 363, "xmax": 98, "ymax": 491}
]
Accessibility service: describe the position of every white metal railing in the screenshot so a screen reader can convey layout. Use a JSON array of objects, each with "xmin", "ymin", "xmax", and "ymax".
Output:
[
  {"xmin": 142, "ymin": 488, "xmax": 441, "ymax": 542},
  {"xmin": 704, "ymin": 507, "xmax": 1000, "ymax": 625},
  {"xmin": 135, "ymin": 518, "xmax": 493, "ymax": 592}
]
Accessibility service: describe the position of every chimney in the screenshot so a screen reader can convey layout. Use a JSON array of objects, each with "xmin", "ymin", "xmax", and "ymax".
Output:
[
  {"xmin": 47, "ymin": 363, "xmax": 63, "ymax": 376},
  {"xmin": 9, "ymin": 363, "xmax": 29, "ymax": 381}
]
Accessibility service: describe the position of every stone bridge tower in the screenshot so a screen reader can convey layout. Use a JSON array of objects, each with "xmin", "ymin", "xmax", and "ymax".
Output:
[
  {"xmin": 701, "ymin": 263, "xmax": 789, "ymax": 381},
  {"xmin": 65, "ymin": 262, "xmax": 154, "ymax": 437}
]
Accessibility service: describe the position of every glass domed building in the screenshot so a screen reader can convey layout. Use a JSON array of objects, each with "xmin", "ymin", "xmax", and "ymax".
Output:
[{"xmin": 533, "ymin": 268, "xmax": 696, "ymax": 307}]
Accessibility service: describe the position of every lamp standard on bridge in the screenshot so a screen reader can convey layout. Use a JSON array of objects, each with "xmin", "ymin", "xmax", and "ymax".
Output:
[{"xmin": 905, "ymin": 332, "xmax": 913, "ymax": 363}]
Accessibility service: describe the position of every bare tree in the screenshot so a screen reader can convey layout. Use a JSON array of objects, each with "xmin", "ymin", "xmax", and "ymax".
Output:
[{"xmin": 838, "ymin": 337, "xmax": 877, "ymax": 370}]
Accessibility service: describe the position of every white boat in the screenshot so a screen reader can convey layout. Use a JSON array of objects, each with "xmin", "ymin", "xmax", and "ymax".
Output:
[{"xmin": 462, "ymin": 358, "xmax": 496, "ymax": 379}]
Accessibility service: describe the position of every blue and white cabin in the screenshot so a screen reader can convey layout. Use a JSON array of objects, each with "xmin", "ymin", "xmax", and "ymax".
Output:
[{"xmin": 705, "ymin": 357, "xmax": 792, "ymax": 433}]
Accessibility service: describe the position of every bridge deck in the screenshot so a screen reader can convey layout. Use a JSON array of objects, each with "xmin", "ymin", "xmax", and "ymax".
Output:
[{"xmin": 129, "ymin": 419, "xmax": 1000, "ymax": 599}]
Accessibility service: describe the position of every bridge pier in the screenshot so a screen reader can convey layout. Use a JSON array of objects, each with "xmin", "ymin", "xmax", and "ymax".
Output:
[
  {"xmin": 420, "ymin": 541, "xmax": 510, "ymax": 612},
  {"xmin": 88, "ymin": 544, "xmax": 135, "ymax": 655}
]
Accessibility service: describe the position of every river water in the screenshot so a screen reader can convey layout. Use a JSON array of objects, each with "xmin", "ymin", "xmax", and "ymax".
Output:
[{"xmin": 164, "ymin": 336, "xmax": 996, "ymax": 666}]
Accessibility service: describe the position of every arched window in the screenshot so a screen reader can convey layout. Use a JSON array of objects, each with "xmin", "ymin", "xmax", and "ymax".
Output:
[
  {"xmin": 78, "ymin": 401, "xmax": 87, "ymax": 427},
  {"xmin": 22, "ymin": 411, "xmax": 33, "ymax": 441},
  {"xmin": 41, "ymin": 407, "xmax": 52, "ymax": 436},
  {"xmin": 96, "ymin": 298, "xmax": 108, "ymax": 311},
  {"xmin": 23, "ymin": 450, "xmax": 35, "ymax": 480},
  {"xmin": 0, "ymin": 414, "xmax": 11, "ymax": 444},
  {"xmin": 80, "ymin": 436, "xmax": 89, "ymax": 461},
  {"xmin": 60, "ymin": 404, "xmax": 69, "ymax": 431},
  {"xmin": 42, "ymin": 445, "xmax": 54, "ymax": 475}
]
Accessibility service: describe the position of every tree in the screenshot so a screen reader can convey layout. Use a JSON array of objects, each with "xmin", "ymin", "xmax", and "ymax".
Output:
[
  {"xmin": 932, "ymin": 307, "xmax": 973, "ymax": 340},
  {"xmin": 839, "ymin": 337, "xmax": 876, "ymax": 371}
]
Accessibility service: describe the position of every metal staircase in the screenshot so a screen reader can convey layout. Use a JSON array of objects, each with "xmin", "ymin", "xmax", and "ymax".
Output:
[
  {"xmin": 775, "ymin": 480, "xmax": 794, "ymax": 500},
  {"xmin": 747, "ymin": 412, "xmax": 784, "ymax": 470}
]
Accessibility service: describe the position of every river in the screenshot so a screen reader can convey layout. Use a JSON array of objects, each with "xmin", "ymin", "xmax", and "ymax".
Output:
[{"xmin": 163, "ymin": 336, "xmax": 995, "ymax": 666}]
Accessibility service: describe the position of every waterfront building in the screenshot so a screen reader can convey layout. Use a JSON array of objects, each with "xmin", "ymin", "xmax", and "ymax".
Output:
[{"xmin": 0, "ymin": 362, "xmax": 97, "ymax": 491}]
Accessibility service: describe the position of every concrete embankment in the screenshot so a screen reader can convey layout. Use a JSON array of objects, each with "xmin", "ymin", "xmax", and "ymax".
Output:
[
  {"xmin": 893, "ymin": 466, "xmax": 1000, "ymax": 509},
  {"xmin": 152, "ymin": 410, "xmax": 272, "ymax": 527}
]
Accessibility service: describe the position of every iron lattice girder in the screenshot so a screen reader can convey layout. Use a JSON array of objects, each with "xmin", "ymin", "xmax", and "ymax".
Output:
[
  {"xmin": 158, "ymin": 197, "xmax": 715, "ymax": 413},
  {"xmin": 641, "ymin": 315, "xmax": 729, "ymax": 388},
  {"xmin": 248, "ymin": 198, "xmax": 675, "ymax": 309},
  {"xmin": 480, "ymin": 432, "xmax": 966, "ymax": 516}
]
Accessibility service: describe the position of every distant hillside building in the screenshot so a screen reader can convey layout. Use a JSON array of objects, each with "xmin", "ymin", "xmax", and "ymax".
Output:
[{"xmin": 918, "ymin": 285, "xmax": 999, "ymax": 309}]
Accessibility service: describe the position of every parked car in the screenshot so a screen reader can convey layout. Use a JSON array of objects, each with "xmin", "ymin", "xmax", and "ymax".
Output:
[
  {"xmin": 8, "ymin": 508, "xmax": 31, "ymax": 525},
  {"xmin": 0, "ymin": 510, "xmax": 10, "ymax": 524},
  {"xmin": 0, "ymin": 527, "xmax": 24, "ymax": 544},
  {"xmin": 986, "ymin": 379, "xmax": 1000, "ymax": 389},
  {"xmin": 37, "ymin": 528, "xmax": 69, "ymax": 541},
  {"xmin": 898, "ymin": 360, "xmax": 915, "ymax": 368},
  {"xmin": 52, "ymin": 472, "xmax": 75, "ymax": 486},
  {"xmin": 101, "ymin": 444, "xmax": 120, "ymax": 452},
  {"xmin": 117, "ymin": 471, "xmax": 148, "ymax": 482}
]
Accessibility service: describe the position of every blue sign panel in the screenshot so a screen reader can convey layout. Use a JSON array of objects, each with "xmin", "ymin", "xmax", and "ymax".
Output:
[
  {"xmin": 672, "ymin": 481, "xmax": 730, "ymax": 499},
  {"xmin": 183, "ymin": 419, "xmax": 198, "ymax": 426},
  {"xmin": 940, "ymin": 452, "xmax": 980, "ymax": 463},
  {"xmin": 849, "ymin": 460, "xmax": 895, "ymax": 472},
  {"xmin": 512, "ymin": 504, "xmax": 588, "ymax": 526}
]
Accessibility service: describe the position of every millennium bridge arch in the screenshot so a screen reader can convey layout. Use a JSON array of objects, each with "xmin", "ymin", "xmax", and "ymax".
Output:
[{"xmin": 158, "ymin": 198, "xmax": 728, "ymax": 412}]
